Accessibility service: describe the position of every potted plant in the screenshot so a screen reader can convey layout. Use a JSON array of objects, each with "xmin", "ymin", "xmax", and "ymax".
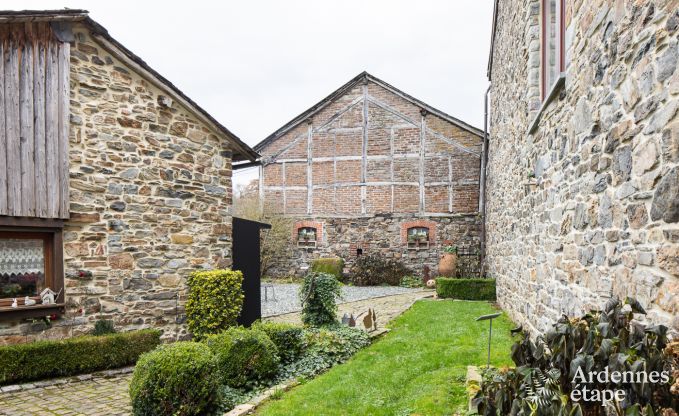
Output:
[
  {"xmin": 417, "ymin": 232, "xmax": 428, "ymax": 243},
  {"xmin": 408, "ymin": 233, "xmax": 417, "ymax": 243},
  {"xmin": 438, "ymin": 245, "xmax": 458, "ymax": 277}
]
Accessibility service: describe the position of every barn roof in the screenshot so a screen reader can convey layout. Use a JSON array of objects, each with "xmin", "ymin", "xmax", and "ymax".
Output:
[
  {"xmin": 0, "ymin": 9, "xmax": 259, "ymax": 162},
  {"xmin": 254, "ymin": 71, "xmax": 483, "ymax": 152}
]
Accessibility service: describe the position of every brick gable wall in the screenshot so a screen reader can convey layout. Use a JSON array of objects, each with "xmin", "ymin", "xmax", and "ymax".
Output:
[{"xmin": 258, "ymin": 79, "xmax": 482, "ymax": 277}]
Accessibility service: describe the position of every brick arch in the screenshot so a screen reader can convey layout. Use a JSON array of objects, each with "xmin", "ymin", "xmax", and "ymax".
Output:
[
  {"xmin": 401, "ymin": 220, "xmax": 437, "ymax": 243},
  {"xmin": 293, "ymin": 220, "xmax": 323, "ymax": 241}
]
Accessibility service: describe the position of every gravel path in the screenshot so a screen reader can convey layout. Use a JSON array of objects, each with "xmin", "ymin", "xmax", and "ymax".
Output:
[{"xmin": 261, "ymin": 283, "xmax": 421, "ymax": 317}]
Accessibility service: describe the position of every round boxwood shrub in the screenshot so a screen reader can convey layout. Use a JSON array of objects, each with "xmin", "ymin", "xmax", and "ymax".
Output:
[
  {"xmin": 206, "ymin": 327, "xmax": 280, "ymax": 388},
  {"xmin": 252, "ymin": 321, "xmax": 304, "ymax": 363},
  {"xmin": 129, "ymin": 342, "xmax": 220, "ymax": 416},
  {"xmin": 186, "ymin": 269, "xmax": 244, "ymax": 340}
]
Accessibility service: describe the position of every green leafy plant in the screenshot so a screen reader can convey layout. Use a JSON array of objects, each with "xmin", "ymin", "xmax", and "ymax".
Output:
[
  {"xmin": 443, "ymin": 245, "xmax": 458, "ymax": 254},
  {"xmin": 277, "ymin": 325, "xmax": 370, "ymax": 380},
  {"xmin": 474, "ymin": 297, "xmax": 678, "ymax": 416},
  {"xmin": 349, "ymin": 254, "xmax": 412, "ymax": 286},
  {"xmin": 130, "ymin": 342, "xmax": 220, "ymax": 416},
  {"xmin": 0, "ymin": 329, "xmax": 161, "ymax": 385},
  {"xmin": 252, "ymin": 321, "xmax": 305, "ymax": 364},
  {"xmin": 300, "ymin": 272, "xmax": 342, "ymax": 326},
  {"xmin": 436, "ymin": 277, "xmax": 496, "ymax": 300},
  {"xmin": 205, "ymin": 327, "xmax": 280, "ymax": 388},
  {"xmin": 400, "ymin": 275, "xmax": 422, "ymax": 288},
  {"xmin": 92, "ymin": 319, "xmax": 116, "ymax": 336},
  {"xmin": 186, "ymin": 269, "xmax": 244, "ymax": 340},
  {"xmin": 310, "ymin": 258, "xmax": 345, "ymax": 280}
]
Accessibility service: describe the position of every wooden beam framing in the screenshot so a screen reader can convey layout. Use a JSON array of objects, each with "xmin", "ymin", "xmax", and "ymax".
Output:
[{"xmin": 307, "ymin": 123, "xmax": 312, "ymax": 214}]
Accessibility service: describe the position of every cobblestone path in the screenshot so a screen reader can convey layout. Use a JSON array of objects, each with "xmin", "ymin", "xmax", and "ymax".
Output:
[{"xmin": 0, "ymin": 373, "xmax": 132, "ymax": 416}]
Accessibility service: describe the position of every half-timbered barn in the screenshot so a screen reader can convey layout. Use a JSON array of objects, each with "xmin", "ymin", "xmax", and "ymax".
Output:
[{"xmin": 255, "ymin": 72, "xmax": 483, "ymax": 277}]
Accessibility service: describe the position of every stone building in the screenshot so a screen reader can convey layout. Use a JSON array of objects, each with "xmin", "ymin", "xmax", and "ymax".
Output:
[
  {"xmin": 486, "ymin": 0, "xmax": 679, "ymax": 334},
  {"xmin": 0, "ymin": 10, "xmax": 258, "ymax": 344},
  {"xmin": 255, "ymin": 72, "xmax": 483, "ymax": 277}
]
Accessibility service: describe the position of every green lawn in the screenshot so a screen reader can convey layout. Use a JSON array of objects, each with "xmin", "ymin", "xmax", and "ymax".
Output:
[{"xmin": 256, "ymin": 300, "xmax": 515, "ymax": 416}]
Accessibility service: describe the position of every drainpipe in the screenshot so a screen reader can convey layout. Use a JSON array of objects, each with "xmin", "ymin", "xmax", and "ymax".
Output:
[{"xmin": 479, "ymin": 85, "xmax": 491, "ymax": 278}]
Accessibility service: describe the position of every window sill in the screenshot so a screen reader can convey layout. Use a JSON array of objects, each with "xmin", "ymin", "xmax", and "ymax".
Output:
[
  {"xmin": 0, "ymin": 303, "xmax": 65, "ymax": 321},
  {"xmin": 528, "ymin": 74, "xmax": 565, "ymax": 134}
]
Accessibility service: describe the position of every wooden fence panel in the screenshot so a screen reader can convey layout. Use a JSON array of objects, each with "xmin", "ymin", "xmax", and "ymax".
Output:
[{"xmin": 0, "ymin": 22, "xmax": 70, "ymax": 219}]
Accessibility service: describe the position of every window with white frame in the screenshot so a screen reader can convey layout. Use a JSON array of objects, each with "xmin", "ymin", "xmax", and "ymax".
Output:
[
  {"xmin": 541, "ymin": 0, "xmax": 565, "ymax": 101},
  {"xmin": 297, "ymin": 227, "xmax": 317, "ymax": 248}
]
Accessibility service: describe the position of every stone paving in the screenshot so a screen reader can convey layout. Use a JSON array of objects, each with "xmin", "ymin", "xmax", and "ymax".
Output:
[
  {"xmin": 266, "ymin": 289, "xmax": 434, "ymax": 330},
  {"xmin": 0, "ymin": 373, "xmax": 132, "ymax": 416},
  {"xmin": 0, "ymin": 290, "xmax": 433, "ymax": 415}
]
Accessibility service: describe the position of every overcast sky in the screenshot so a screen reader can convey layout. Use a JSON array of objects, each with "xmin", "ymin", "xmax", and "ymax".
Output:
[{"xmin": 6, "ymin": 1, "xmax": 494, "ymax": 187}]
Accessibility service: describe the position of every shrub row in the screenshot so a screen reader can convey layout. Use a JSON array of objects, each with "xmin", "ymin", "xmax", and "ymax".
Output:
[
  {"xmin": 435, "ymin": 278, "xmax": 496, "ymax": 300},
  {"xmin": 131, "ymin": 322, "xmax": 372, "ymax": 415},
  {"xmin": 0, "ymin": 329, "xmax": 161, "ymax": 385}
]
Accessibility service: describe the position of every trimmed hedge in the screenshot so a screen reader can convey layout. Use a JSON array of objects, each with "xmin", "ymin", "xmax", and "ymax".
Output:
[
  {"xmin": 310, "ymin": 258, "xmax": 344, "ymax": 280},
  {"xmin": 0, "ymin": 329, "xmax": 161, "ymax": 385},
  {"xmin": 435, "ymin": 278, "xmax": 496, "ymax": 301},
  {"xmin": 130, "ymin": 341, "xmax": 220, "ymax": 416},
  {"xmin": 252, "ymin": 321, "xmax": 304, "ymax": 364},
  {"xmin": 186, "ymin": 269, "xmax": 244, "ymax": 340},
  {"xmin": 205, "ymin": 327, "xmax": 280, "ymax": 388}
]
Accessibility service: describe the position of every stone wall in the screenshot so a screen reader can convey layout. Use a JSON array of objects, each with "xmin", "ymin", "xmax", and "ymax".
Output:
[
  {"xmin": 0, "ymin": 24, "xmax": 235, "ymax": 344},
  {"xmin": 266, "ymin": 214, "xmax": 481, "ymax": 279},
  {"xmin": 487, "ymin": 0, "xmax": 679, "ymax": 335}
]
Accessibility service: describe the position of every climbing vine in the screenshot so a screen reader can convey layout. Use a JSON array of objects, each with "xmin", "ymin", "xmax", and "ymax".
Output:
[{"xmin": 300, "ymin": 272, "xmax": 342, "ymax": 326}]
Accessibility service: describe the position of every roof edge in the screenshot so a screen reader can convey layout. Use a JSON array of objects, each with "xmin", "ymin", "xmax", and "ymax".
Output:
[
  {"xmin": 487, "ymin": 0, "xmax": 499, "ymax": 80},
  {"xmin": 255, "ymin": 71, "xmax": 483, "ymax": 152},
  {"xmin": 0, "ymin": 9, "xmax": 259, "ymax": 162}
]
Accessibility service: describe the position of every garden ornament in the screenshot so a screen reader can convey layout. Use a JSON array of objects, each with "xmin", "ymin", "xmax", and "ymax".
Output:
[
  {"xmin": 476, "ymin": 312, "xmax": 502, "ymax": 368},
  {"xmin": 11, "ymin": 298, "xmax": 17, "ymax": 308},
  {"xmin": 348, "ymin": 314, "xmax": 356, "ymax": 327},
  {"xmin": 24, "ymin": 296, "xmax": 36, "ymax": 306},
  {"xmin": 359, "ymin": 308, "xmax": 377, "ymax": 332},
  {"xmin": 40, "ymin": 288, "xmax": 62, "ymax": 305},
  {"xmin": 426, "ymin": 279, "xmax": 436, "ymax": 288},
  {"xmin": 341, "ymin": 313, "xmax": 350, "ymax": 325},
  {"xmin": 362, "ymin": 310, "xmax": 373, "ymax": 331}
]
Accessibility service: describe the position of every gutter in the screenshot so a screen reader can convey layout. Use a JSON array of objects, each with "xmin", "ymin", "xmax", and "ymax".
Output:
[{"xmin": 479, "ymin": 85, "xmax": 491, "ymax": 278}]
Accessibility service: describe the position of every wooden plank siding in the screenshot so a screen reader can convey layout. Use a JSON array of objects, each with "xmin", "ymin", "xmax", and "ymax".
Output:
[{"xmin": 0, "ymin": 22, "xmax": 69, "ymax": 219}]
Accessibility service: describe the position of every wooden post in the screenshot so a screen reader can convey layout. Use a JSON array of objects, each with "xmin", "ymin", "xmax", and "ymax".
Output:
[
  {"xmin": 33, "ymin": 23, "xmax": 47, "ymax": 218},
  {"xmin": 19, "ymin": 22, "xmax": 35, "ymax": 216},
  {"xmin": 45, "ymin": 40, "xmax": 59, "ymax": 218},
  {"xmin": 6, "ymin": 26, "xmax": 22, "ymax": 216},
  {"xmin": 57, "ymin": 41, "xmax": 70, "ymax": 218},
  {"xmin": 0, "ymin": 33, "xmax": 7, "ymax": 216}
]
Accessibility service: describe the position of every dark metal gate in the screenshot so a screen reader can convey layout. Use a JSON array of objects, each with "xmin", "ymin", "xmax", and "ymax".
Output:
[{"xmin": 232, "ymin": 217, "xmax": 271, "ymax": 327}]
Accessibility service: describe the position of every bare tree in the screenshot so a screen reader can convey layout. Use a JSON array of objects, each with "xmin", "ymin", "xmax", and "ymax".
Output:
[{"xmin": 233, "ymin": 180, "xmax": 292, "ymax": 278}]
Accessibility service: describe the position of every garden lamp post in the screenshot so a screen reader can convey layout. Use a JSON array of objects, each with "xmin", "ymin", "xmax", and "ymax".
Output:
[{"xmin": 476, "ymin": 312, "xmax": 501, "ymax": 368}]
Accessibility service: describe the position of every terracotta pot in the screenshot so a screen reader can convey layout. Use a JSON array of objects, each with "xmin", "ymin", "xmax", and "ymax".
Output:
[{"xmin": 438, "ymin": 253, "xmax": 458, "ymax": 277}]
